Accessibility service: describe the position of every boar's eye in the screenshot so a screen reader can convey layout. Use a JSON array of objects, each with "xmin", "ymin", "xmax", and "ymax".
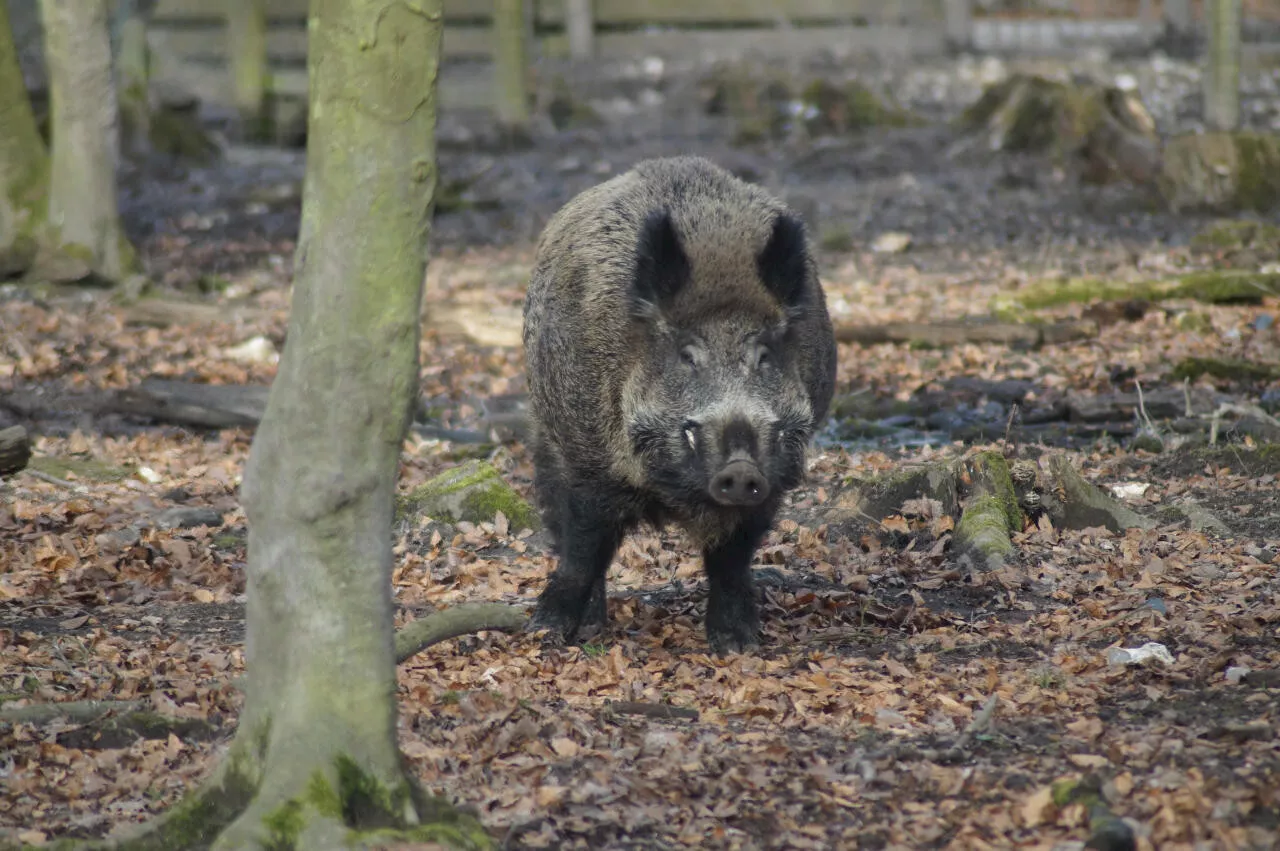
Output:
[
  {"xmin": 679, "ymin": 346, "xmax": 698, "ymax": 368},
  {"xmin": 755, "ymin": 347, "xmax": 771, "ymax": 370}
]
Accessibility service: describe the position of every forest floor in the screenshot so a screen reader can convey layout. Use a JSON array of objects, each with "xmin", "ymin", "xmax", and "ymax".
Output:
[{"xmin": 2, "ymin": 51, "xmax": 1280, "ymax": 850}]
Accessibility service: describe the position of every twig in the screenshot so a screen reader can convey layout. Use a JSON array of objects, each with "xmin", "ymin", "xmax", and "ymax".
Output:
[
  {"xmin": 954, "ymin": 693, "xmax": 999, "ymax": 750},
  {"xmin": 1210, "ymin": 402, "xmax": 1280, "ymax": 446}
]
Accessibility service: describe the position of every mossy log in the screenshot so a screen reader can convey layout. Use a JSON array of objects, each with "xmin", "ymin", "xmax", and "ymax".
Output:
[
  {"xmin": 0, "ymin": 425, "xmax": 31, "ymax": 477},
  {"xmin": 834, "ymin": 317, "xmax": 1097, "ymax": 349},
  {"xmin": 827, "ymin": 451, "xmax": 1168, "ymax": 571},
  {"xmin": 954, "ymin": 73, "xmax": 1159, "ymax": 184},
  {"xmin": 994, "ymin": 269, "xmax": 1280, "ymax": 314}
]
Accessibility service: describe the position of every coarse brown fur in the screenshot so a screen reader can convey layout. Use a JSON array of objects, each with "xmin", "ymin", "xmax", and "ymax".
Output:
[{"xmin": 523, "ymin": 156, "xmax": 836, "ymax": 654}]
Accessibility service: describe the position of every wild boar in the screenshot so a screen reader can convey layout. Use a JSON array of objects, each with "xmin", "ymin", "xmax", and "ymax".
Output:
[{"xmin": 522, "ymin": 156, "xmax": 836, "ymax": 654}]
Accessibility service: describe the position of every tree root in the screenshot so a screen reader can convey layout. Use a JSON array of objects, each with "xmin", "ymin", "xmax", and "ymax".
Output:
[
  {"xmin": 395, "ymin": 602, "xmax": 529, "ymax": 663},
  {"xmin": 826, "ymin": 450, "xmax": 1176, "ymax": 574}
]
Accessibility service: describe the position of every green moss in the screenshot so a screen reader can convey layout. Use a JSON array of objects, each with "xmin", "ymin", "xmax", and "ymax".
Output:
[
  {"xmin": 954, "ymin": 494, "xmax": 1017, "ymax": 556},
  {"xmin": 29, "ymin": 454, "xmax": 133, "ymax": 482},
  {"xmin": 996, "ymin": 270, "xmax": 1280, "ymax": 313},
  {"xmin": 263, "ymin": 799, "xmax": 305, "ymax": 851},
  {"xmin": 1171, "ymin": 357, "xmax": 1280, "ymax": 383},
  {"xmin": 1167, "ymin": 270, "xmax": 1280, "ymax": 303},
  {"xmin": 1189, "ymin": 218, "xmax": 1280, "ymax": 254},
  {"xmin": 397, "ymin": 459, "xmax": 538, "ymax": 530}
]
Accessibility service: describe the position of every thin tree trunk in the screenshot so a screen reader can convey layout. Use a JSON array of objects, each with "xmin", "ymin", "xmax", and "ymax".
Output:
[
  {"xmin": 1204, "ymin": 0, "xmax": 1241, "ymax": 131},
  {"xmin": 0, "ymin": 0, "xmax": 47, "ymax": 270},
  {"xmin": 213, "ymin": 0, "xmax": 485, "ymax": 846},
  {"xmin": 39, "ymin": 0, "xmax": 134, "ymax": 281},
  {"xmin": 227, "ymin": 0, "xmax": 272, "ymax": 141},
  {"xmin": 493, "ymin": 0, "xmax": 529, "ymax": 133}
]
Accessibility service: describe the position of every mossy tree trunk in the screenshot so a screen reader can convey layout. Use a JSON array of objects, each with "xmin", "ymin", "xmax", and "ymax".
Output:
[
  {"xmin": 0, "ymin": 0, "xmax": 48, "ymax": 276},
  {"xmin": 493, "ymin": 0, "xmax": 529, "ymax": 136},
  {"xmin": 227, "ymin": 0, "xmax": 272, "ymax": 141},
  {"xmin": 1204, "ymin": 0, "xmax": 1241, "ymax": 131},
  {"xmin": 39, "ymin": 0, "xmax": 136, "ymax": 282},
  {"xmin": 94, "ymin": 0, "xmax": 490, "ymax": 848}
]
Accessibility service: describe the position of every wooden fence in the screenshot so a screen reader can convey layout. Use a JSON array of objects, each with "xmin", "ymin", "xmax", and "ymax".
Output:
[
  {"xmin": 145, "ymin": 0, "xmax": 950, "ymax": 110},
  {"xmin": 144, "ymin": 0, "xmax": 1280, "ymax": 113}
]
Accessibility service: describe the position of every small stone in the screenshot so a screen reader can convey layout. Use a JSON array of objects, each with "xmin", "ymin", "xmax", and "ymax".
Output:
[
  {"xmin": 871, "ymin": 231, "xmax": 912, "ymax": 254},
  {"xmin": 153, "ymin": 506, "xmax": 224, "ymax": 530}
]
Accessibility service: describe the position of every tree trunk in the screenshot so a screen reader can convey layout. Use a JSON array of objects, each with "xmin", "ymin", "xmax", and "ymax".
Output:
[
  {"xmin": 216, "ymin": 0, "xmax": 487, "ymax": 844},
  {"xmin": 493, "ymin": 0, "xmax": 529, "ymax": 135},
  {"xmin": 0, "ymin": 0, "xmax": 47, "ymax": 276},
  {"xmin": 39, "ymin": 0, "xmax": 135, "ymax": 282},
  {"xmin": 1204, "ymin": 0, "xmax": 1241, "ymax": 131},
  {"xmin": 227, "ymin": 0, "xmax": 272, "ymax": 141},
  {"xmin": 93, "ymin": 1, "xmax": 489, "ymax": 848}
]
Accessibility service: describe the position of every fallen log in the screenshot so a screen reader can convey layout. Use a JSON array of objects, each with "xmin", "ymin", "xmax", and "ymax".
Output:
[
  {"xmin": 109, "ymin": 379, "xmax": 269, "ymax": 429},
  {"xmin": 122, "ymin": 298, "xmax": 271, "ymax": 328},
  {"xmin": 834, "ymin": 318, "xmax": 1097, "ymax": 349},
  {"xmin": 0, "ymin": 425, "xmax": 31, "ymax": 477}
]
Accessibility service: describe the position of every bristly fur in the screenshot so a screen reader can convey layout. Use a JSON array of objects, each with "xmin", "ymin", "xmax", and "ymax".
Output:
[{"xmin": 523, "ymin": 156, "xmax": 837, "ymax": 655}]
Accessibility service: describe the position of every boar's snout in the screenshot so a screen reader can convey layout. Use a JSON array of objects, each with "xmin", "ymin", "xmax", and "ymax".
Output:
[{"xmin": 709, "ymin": 459, "xmax": 770, "ymax": 507}]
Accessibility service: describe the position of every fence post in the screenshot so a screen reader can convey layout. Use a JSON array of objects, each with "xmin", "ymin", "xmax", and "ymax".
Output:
[
  {"xmin": 1163, "ymin": 0, "xmax": 1195, "ymax": 54},
  {"xmin": 1204, "ymin": 0, "xmax": 1241, "ymax": 131},
  {"xmin": 944, "ymin": 0, "xmax": 971, "ymax": 53},
  {"xmin": 493, "ymin": 0, "xmax": 530, "ymax": 134},
  {"xmin": 565, "ymin": 0, "xmax": 593, "ymax": 60}
]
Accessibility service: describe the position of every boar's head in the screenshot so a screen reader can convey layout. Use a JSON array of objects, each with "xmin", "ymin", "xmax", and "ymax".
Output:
[{"xmin": 623, "ymin": 206, "xmax": 819, "ymax": 515}]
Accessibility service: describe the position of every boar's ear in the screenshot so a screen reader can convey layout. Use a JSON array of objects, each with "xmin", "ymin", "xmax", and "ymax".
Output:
[
  {"xmin": 632, "ymin": 209, "xmax": 690, "ymax": 318},
  {"xmin": 757, "ymin": 212, "xmax": 809, "ymax": 309}
]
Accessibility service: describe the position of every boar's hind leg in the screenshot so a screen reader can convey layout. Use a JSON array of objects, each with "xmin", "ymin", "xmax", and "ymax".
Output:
[
  {"xmin": 530, "ymin": 487, "xmax": 626, "ymax": 643},
  {"xmin": 702, "ymin": 515, "xmax": 772, "ymax": 654}
]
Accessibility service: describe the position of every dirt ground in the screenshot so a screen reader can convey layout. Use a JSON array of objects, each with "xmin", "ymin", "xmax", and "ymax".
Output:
[{"xmin": 2, "ymin": 49, "xmax": 1279, "ymax": 850}]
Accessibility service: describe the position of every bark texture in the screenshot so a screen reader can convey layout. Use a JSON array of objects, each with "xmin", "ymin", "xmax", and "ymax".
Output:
[
  {"xmin": 227, "ymin": 0, "xmax": 272, "ymax": 140},
  {"xmin": 0, "ymin": 0, "xmax": 47, "ymax": 275},
  {"xmin": 492, "ymin": 0, "xmax": 529, "ymax": 132},
  {"xmin": 40, "ymin": 0, "xmax": 134, "ymax": 281}
]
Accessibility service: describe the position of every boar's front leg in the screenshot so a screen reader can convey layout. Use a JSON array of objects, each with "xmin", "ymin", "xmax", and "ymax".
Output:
[
  {"xmin": 702, "ymin": 514, "xmax": 772, "ymax": 654},
  {"xmin": 530, "ymin": 486, "xmax": 625, "ymax": 643}
]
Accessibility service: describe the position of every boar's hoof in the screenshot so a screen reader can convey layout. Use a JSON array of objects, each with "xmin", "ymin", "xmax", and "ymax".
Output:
[
  {"xmin": 710, "ymin": 460, "xmax": 770, "ymax": 507},
  {"xmin": 707, "ymin": 621, "xmax": 761, "ymax": 656},
  {"xmin": 706, "ymin": 606, "xmax": 761, "ymax": 656}
]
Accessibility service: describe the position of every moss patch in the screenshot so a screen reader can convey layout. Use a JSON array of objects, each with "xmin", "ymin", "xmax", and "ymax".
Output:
[
  {"xmin": 29, "ymin": 454, "xmax": 133, "ymax": 482},
  {"xmin": 1171, "ymin": 357, "xmax": 1280, "ymax": 383},
  {"xmin": 397, "ymin": 459, "xmax": 538, "ymax": 531},
  {"xmin": 995, "ymin": 270, "xmax": 1280, "ymax": 312}
]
